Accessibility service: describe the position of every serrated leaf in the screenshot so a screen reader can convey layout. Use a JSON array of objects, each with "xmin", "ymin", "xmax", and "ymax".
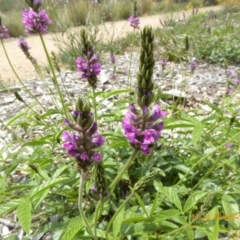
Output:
[
  {"xmin": 222, "ymin": 195, "xmax": 240, "ymax": 229},
  {"xmin": 153, "ymin": 181, "xmax": 182, "ymax": 211},
  {"xmin": 62, "ymin": 225, "xmax": 84, "ymax": 240},
  {"xmin": 113, "ymin": 205, "xmax": 125, "ymax": 237},
  {"xmin": 183, "ymin": 191, "xmax": 207, "ymax": 212},
  {"xmin": 16, "ymin": 199, "xmax": 31, "ymax": 234}
]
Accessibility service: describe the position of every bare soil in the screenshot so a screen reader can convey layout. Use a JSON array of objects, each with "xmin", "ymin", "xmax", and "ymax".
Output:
[{"xmin": 0, "ymin": 6, "xmax": 222, "ymax": 83}]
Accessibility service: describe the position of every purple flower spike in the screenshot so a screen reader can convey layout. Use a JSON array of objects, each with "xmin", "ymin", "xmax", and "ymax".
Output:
[
  {"xmin": 0, "ymin": 25, "xmax": 10, "ymax": 39},
  {"xmin": 76, "ymin": 56, "xmax": 101, "ymax": 79},
  {"xmin": 122, "ymin": 103, "xmax": 166, "ymax": 155},
  {"xmin": 22, "ymin": 8, "xmax": 51, "ymax": 34},
  {"xmin": 62, "ymin": 101, "xmax": 105, "ymax": 170},
  {"xmin": 129, "ymin": 15, "xmax": 140, "ymax": 29}
]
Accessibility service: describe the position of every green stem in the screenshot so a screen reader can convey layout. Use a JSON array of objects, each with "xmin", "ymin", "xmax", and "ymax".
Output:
[
  {"xmin": 105, "ymin": 190, "xmax": 135, "ymax": 239},
  {"xmin": 92, "ymin": 87, "xmax": 97, "ymax": 122},
  {"xmin": 109, "ymin": 149, "xmax": 138, "ymax": 191},
  {"xmin": 78, "ymin": 173, "xmax": 96, "ymax": 239},
  {"xmin": 0, "ymin": 39, "xmax": 46, "ymax": 112},
  {"xmin": 191, "ymin": 150, "xmax": 225, "ymax": 191},
  {"xmin": 94, "ymin": 197, "xmax": 104, "ymax": 238},
  {"xmin": 39, "ymin": 34, "xmax": 68, "ymax": 118}
]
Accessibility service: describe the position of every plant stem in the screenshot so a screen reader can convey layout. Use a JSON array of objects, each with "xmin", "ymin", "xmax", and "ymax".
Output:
[
  {"xmin": 109, "ymin": 149, "xmax": 138, "ymax": 191},
  {"xmin": 105, "ymin": 190, "xmax": 134, "ymax": 239},
  {"xmin": 94, "ymin": 197, "xmax": 104, "ymax": 238},
  {"xmin": 0, "ymin": 39, "xmax": 46, "ymax": 112},
  {"xmin": 78, "ymin": 172, "xmax": 96, "ymax": 239},
  {"xmin": 92, "ymin": 87, "xmax": 97, "ymax": 122},
  {"xmin": 39, "ymin": 34, "xmax": 68, "ymax": 118}
]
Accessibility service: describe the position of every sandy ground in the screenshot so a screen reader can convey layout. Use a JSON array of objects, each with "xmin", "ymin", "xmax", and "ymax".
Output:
[{"xmin": 0, "ymin": 5, "xmax": 222, "ymax": 83}]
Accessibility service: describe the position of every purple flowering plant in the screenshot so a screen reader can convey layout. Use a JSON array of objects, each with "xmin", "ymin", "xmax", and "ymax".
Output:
[{"xmin": 0, "ymin": 17, "xmax": 10, "ymax": 39}]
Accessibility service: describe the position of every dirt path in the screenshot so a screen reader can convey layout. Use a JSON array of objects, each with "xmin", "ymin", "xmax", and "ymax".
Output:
[{"xmin": 0, "ymin": 5, "xmax": 222, "ymax": 83}]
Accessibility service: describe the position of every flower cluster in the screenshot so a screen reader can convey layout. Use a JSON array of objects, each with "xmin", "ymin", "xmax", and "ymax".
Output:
[
  {"xmin": 76, "ymin": 54, "xmax": 101, "ymax": 79},
  {"xmin": 129, "ymin": 16, "xmax": 140, "ymax": 29},
  {"xmin": 76, "ymin": 29, "xmax": 102, "ymax": 88},
  {"xmin": 0, "ymin": 18, "xmax": 10, "ymax": 39},
  {"xmin": 122, "ymin": 103, "xmax": 166, "ymax": 155},
  {"xmin": 62, "ymin": 98, "xmax": 105, "ymax": 172},
  {"xmin": 0, "ymin": 25, "xmax": 9, "ymax": 39},
  {"xmin": 18, "ymin": 37, "xmax": 36, "ymax": 63},
  {"xmin": 22, "ymin": 8, "xmax": 51, "ymax": 34}
]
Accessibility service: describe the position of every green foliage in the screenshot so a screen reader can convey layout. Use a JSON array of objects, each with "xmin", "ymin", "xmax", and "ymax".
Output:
[
  {"xmin": 155, "ymin": 10, "xmax": 240, "ymax": 64},
  {"xmin": 1, "ymin": 2, "xmax": 240, "ymax": 240}
]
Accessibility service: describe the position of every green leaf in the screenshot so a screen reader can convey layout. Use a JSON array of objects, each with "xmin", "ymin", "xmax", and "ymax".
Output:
[
  {"xmin": 154, "ymin": 181, "xmax": 182, "ymax": 211},
  {"xmin": 150, "ymin": 194, "xmax": 158, "ymax": 217},
  {"xmin": 222, "ymin": 195, "xmax": 240, "ymax": 229},
  {"xmin": 0, "ymin": 199, "xmax": 22, "ymax": 217},
  {"xmin": 62, "ymin": 225, "xmax": 84, "ymax": 240},
  {"xmin": 22, "ymin": 140, "xmax": 50, "ymax": 146},
  {"xmin": 206, "ymin": 207, "xmax": 219, "ymax": 240},
  {"xmin": 16, "ymin": 199, "xmax": 31, "ymax": 234},
  {"xmin": 183, "ymin": 191, "xmax": 207, "ymax": 212},
  {"xmin": 165, "ymin": 119, "xmax": 194, "ymax": 129},
  {"xmin": 122, "ymin": 217, "xmax": 148, "ymax": 223},
  {"xmin": 203, "ymin": 100, "xmax": 222, "ymax": 114},
  {"xmin": 152, "ymin": 209, "xmax": 181, "ymax": 222},
  {"xmin": 5, "ymin": 112, "xmax": 26, "ymax": 126},
  {"xmin": 192, "ymin": 121, "xmax": 204, "ymax": 146},
  {"xmin": 113, "ymin": 205, "xmax": 125, "ymax": 238},
  {"xmin": 109, "ymin": 141, "xmax": 129, "ymax": 148},
  {"xmin": 134, "ymin": 192, "xmax": 149, "ymax": 217},
  {"xmin": 96, "ymin": 89, "xmax": 130, "ymax": 99},
  {"xmin": 30, "ymin": 177, "xmax": 68, "ymax": 200}
]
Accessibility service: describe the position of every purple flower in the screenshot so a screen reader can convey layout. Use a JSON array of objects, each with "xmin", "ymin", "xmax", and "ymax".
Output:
[
  {"xmin": 0, "ymin": 25, "xmax": 10, "ymax": 39},
  {"xmin": 92, "ymin": 153, "xmax": 102, "ymax": 161},
  {"xmin": 150, "ymin": 105, "xmax": 167, "ymax": 121},
  {"xmin": 18, "ymin": 37, "xmax": 30, "ymax": 54},
  {"xmin": 226, "ymin": 143, "xmax": 233, "ymax": 149},
  {"xmin": 129, "ymin": 15, "xmax": 140, "ymax": 29},
  {"xmin": 122, "ymin": 103, "xmax": 166, "ymax": 155},
  {"xmin": 226, "ymin": 69, "xmax": 235, "ymax": 78},
  {"xmin": 235, "ymin": 78, "xmax": 240, "ymax": 85},
  {"xmin": 62, "ymin": 117, "xmax": 105, "ymax": 166},
  {"xmin": 18, "ymin": 37, "xmax": 37, "ymax": 63},
  {"xmin": 22, "ymin": 8, "xmax": 51, "ymax": 34},
  {"xmin": 160, "ymin": 59, "xmax": 168, "ymax": 69},
  {"xmin": 76, "ymin": 55, "xmax": 101, "ymax": 79},
  {"xmin": 189, "ymin": 61, "xmax": 197, "ymax": 73}
]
